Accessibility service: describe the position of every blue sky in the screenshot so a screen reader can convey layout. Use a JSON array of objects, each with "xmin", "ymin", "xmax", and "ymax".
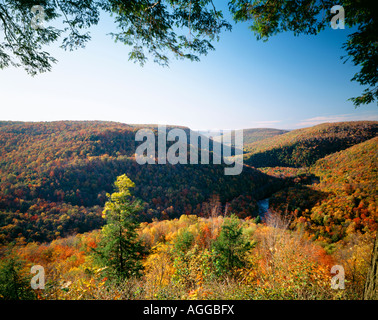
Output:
[{"xmin": 1, "ymin": 5, "xmax": 377, "ymax": 130}]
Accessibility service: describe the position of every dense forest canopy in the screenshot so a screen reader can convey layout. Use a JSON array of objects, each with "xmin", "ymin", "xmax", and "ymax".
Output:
[
  {"xmin": 244, "ymin": 121, "xmax": 378, "ymax": 167},
  {"xmin": 268, "ymin": 136, "xmax": 378, "ymax": 244},
  {"xmin": 0, "ymin": 120, "xmax": 376, "ymax": 246},
  {"xmin": 0, "ymin": 120, "xmax": 377, "ymax": 300},
  {"xmin": 0, "ymin": 120, "xmax": 282, "ymax": 243}
]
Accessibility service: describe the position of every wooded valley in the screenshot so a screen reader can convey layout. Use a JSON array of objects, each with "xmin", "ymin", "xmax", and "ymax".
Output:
[{"xmin": 0, "ymin": 120, "xmax": 377, "ymax": 300}]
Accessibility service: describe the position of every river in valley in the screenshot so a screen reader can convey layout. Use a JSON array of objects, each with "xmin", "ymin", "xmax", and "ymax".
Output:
[{"xmin": 257, "ymin": 198, "xmax": 269, "ymax": 219}]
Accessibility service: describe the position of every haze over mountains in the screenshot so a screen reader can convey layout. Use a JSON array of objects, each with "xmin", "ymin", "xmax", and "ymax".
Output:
[{"xmin": 213, "ymin": 128, "xmax": 289, "ymax": 149}]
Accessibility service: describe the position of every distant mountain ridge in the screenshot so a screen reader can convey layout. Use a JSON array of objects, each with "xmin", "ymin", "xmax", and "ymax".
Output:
[
  {"xmin": 244, "ymin": 121, "xmax": 378, "ymax": 167},
  {"xmin": 213, "ymin": 128, "xmax": 289, "ymax": 150}
]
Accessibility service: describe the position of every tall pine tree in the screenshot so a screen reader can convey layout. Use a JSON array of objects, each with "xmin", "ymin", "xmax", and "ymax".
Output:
[
  {"xmin": 94, "ymin": 174, "xmax": 145, "ymax": 280},
  {"xmin": 0, "ymin": 251, "xmax": 36, "ymax": 300}
]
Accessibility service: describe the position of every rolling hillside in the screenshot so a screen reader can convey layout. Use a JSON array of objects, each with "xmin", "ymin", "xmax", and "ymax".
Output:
[
  {"xmin": 0, "ymin": 120, "xmax": 376, "ymax": 245},
  {"xmin": 244, "ymin": 121, "xmax": 378, "ymax": 167},
  {"xmin": 269, "ymin": 136, "xmax": 378, "ymax": 243},
  {"xmin": 0, "ymin": 121, "xmax": 279, "ymax": 243},
  {"xmin": 1, "ymin": 122, "xmax": 376, "ymax": 301}
]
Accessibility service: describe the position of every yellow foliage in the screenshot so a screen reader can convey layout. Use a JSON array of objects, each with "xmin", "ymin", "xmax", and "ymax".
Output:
[{"xmin": 143, "ymin": 243, "xmax": 174, "ymax": 298}]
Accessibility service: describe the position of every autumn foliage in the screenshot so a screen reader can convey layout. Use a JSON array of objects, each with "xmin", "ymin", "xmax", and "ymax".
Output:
[{"xmin": 0, "ymin": 120, "xmax": 377, "ymax": 300}]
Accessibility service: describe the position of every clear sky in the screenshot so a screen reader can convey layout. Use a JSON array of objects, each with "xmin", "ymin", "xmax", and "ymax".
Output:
[{"xmin": 1, "ymin": 5, "xmax": 377, "ymax": 130}]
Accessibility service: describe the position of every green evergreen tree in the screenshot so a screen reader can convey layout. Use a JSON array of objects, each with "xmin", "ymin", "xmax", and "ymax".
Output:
[
  {"xmin": 0, "ymin": 252, "xmax": 36, "ymax": 300},
  {"xmin": 212, "ymin": 215, "xmax": 253, "ymax": 276},
  {"xmin": 173, "ymin": 229, "xmax": 194, "ymax": 255},
  {"xmin": 94, "ymin": 174, "xmax": 145, "ymax": 281}
]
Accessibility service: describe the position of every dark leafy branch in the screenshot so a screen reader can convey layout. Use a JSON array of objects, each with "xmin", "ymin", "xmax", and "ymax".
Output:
[{"xmin": 0, "ymin": 0, "xmax": 231, "ymax": 73}]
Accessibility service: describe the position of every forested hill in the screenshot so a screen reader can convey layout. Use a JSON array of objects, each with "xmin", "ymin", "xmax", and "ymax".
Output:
[
  {"xmin": 244, "ymin": 121, "xmax": 378, "ymax": 167},
  {"xmin": 268, "ymin": 136, "xmax": 378, "ymax": 244},
  {"xmin": 1, "ymin": 120, "xmax": 376, "ymax": 245},
  {"xmin": 0, "ymin": 121, "xmax": 279, "ymax": 244},
  {"xmin": 0, "ymin": 121, "xmax": 190, "ymax": 160}
]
